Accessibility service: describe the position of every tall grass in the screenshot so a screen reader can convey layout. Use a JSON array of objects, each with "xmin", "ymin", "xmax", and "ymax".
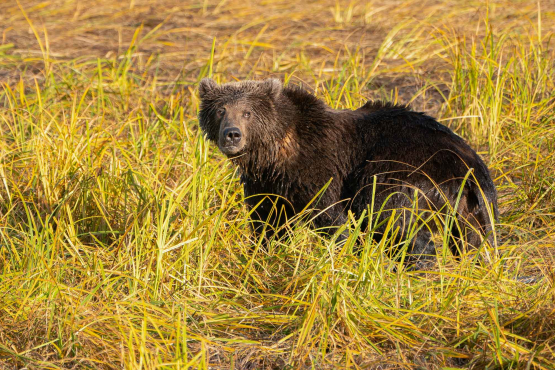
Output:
[{"xmin": 1, "ymin": 0, "xmax": 554, "ymax": 369}]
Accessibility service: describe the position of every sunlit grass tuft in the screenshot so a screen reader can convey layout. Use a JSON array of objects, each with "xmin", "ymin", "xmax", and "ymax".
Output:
[{"xmin": 1, "ymin": 0, "xmax": 555, "ymax": 369}]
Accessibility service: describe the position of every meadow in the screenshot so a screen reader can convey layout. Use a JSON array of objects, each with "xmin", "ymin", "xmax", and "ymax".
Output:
[{"xmin": 0, "ymin": 0, "xmax": 554, "ymax": 368}]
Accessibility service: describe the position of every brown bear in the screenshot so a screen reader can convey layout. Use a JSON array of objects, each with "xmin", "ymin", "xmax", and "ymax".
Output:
[{"xmin": 198, "ymin": 78, "xmax": 498, "ymax": 262}]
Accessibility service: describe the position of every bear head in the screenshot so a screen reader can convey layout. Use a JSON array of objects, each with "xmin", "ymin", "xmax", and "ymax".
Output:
[{"xmin": 197, "ymin": 78, "xmax": 283, "ymax": 157}]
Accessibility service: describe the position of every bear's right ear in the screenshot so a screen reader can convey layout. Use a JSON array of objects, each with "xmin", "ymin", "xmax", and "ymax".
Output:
[{"xmin": 198, "ymin": 78, "xmax": 218, "ymax": 99}]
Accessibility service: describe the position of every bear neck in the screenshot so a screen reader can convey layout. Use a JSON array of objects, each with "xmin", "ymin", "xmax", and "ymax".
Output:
[{"xmin": 233, "ymin": 87, "xmax": 360, "ymax": 185}]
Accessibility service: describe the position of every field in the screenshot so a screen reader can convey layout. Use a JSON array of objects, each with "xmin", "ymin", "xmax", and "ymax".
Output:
[{"xmin": 1, "ymin": 0, "xmax": 555, "ymax": 368}]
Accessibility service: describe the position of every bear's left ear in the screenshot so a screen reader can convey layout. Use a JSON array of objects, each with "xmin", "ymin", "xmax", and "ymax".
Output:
[
  {"xmin": 198, "ymin": 78, "xmax": 218, "ymax": 99},
  {"xmin": 262, "ymin": 78, "xmax": 282, "ymax": 100}
]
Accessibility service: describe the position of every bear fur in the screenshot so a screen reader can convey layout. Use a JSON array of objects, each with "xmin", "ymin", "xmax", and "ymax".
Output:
[{"xmin": 198, "ymin": 78, "xmax": 498, "ymax": 261}]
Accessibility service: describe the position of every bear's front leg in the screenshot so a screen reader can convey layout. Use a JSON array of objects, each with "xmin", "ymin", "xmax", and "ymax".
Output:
[
  {"xmin": 244, "ymin": 192, "xmax": 294, "ymax": 247},
  {"xmin": 311, "ymin": 204, "xmax": 350, "ymax": 244}
]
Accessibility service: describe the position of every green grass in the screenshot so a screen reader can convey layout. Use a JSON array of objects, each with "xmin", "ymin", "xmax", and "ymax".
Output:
[{"xmin": 1, "ymin": 0, "xmax": 554, "ymax": 369}]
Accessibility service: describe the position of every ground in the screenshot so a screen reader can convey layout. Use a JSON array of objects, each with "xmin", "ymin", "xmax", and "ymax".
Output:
[{"xmin": 0, "ymin": 0, "xmax": 554, "ymax": 369}]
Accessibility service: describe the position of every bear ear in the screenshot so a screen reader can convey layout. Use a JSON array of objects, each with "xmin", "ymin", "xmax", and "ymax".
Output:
[
  {"xmin": 262, "ymin": 78, "xmax": 282, "ymax": 100},
  {"xmin": 198, "ymin": 78, "xmax": 218, "ymax": 99}
]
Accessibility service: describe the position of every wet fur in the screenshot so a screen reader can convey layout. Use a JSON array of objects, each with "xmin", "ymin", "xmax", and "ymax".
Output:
[{"xmin": 198, "ymin": 79, "xmax": 499, "ymax": 261}]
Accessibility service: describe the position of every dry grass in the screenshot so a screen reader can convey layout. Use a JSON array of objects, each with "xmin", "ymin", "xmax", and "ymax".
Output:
[{"xmin": 1, "ymin": 0, "xmax": 555, "ymax": 369}]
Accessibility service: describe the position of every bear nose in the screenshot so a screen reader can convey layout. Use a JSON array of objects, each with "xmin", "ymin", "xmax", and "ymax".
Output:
[{"xmin": 223, "ymin": 127, "xmax": 242, "ymax": 146}]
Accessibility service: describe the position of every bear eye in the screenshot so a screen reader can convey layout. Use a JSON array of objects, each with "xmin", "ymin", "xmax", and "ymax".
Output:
[
  {"xmin": 243, "ymin": 111, "xmax": 251, "ymax": 118},
  {"xmin": 217, "ymin": 107, "xmax": 226, "ymax": 116}
]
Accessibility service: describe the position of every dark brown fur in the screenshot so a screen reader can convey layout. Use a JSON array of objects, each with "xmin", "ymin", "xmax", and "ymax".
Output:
[{"xmin": 198, "ymin": 78, "xmax": 499, "ymax": 262}]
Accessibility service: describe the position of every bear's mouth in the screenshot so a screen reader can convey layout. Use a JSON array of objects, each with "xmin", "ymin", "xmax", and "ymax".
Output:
[{"xmin": 219, "ymin": 143, "xmax": 245, "ymax": 157}]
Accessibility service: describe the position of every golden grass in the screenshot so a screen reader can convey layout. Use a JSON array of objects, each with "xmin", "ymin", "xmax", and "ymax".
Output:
[{"xmin": 1, "ymin": 0, "xmax": 555, "ymax": 369}]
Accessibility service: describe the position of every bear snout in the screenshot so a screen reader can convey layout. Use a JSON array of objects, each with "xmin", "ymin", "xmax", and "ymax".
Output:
[
  {"xmin": 220, "ymin": 127, "xmax": 244, "ymax": 155},
  {"xmin": 223, "ymin": 127, "xmax": 242, "ymax": 144}
]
